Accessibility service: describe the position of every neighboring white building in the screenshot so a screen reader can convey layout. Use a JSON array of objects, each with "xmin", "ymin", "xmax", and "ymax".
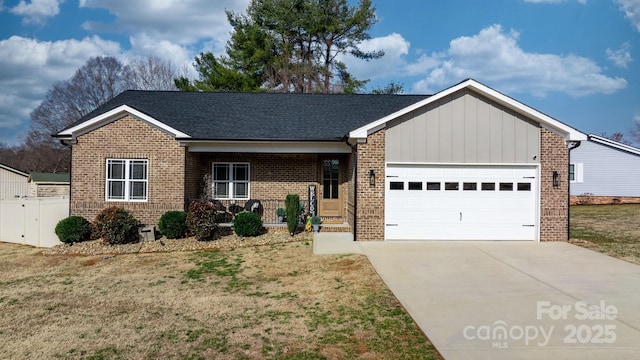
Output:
[
  {"xmin": 0, "ymin": 163, "xmax": 29, "ymax": 199},
  {"xmin": 570, "ymin": 134, "xmax": 640, "ymax": 197}
]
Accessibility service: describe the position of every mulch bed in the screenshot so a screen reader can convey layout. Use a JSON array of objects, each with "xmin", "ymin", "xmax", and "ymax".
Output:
[{"xmin": 41, "ymin": 229, "xmax": 314, "ymax": 256}]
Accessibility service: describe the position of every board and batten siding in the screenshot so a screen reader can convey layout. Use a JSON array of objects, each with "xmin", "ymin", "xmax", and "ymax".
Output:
[
  {"xmin": 570, "ymin": 140, "xmax": 640, "ymax": 196},
  {"xmin": 386, "ymin": 90, "xmax": 540, "ymax": 164}
]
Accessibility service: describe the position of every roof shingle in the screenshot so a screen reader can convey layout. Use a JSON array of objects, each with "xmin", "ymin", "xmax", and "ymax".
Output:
[{"xmin": 70, "ymin": 91, "xmax": 430, "ymax": 141}]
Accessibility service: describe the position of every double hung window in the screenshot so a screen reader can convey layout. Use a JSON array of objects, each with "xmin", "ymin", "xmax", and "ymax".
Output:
[
  {"xmin": 106, "ymin": 159, "xmax": 148, "ymax": 201},
  {"xmin": 213, "ymin": 163, "xmax": 250, "ymax": 199}
]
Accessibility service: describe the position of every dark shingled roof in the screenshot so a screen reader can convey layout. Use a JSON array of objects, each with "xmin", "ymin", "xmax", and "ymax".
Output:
[{"xmin": 70, "ymin": 91, "xmax": 430, "ymax": 141}]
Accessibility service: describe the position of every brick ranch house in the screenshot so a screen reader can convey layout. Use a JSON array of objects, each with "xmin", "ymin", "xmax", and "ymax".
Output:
[{"xmin": 55, "ymin": 79, "xmax": 586, "ymax": 242}]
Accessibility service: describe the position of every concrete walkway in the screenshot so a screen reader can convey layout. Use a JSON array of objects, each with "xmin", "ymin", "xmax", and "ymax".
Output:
[{"xmin": 313, "ymin": 236, "xmax": 640, "ymax": 359}]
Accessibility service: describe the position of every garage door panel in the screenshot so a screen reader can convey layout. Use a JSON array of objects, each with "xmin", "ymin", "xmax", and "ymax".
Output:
[{"xmin": 385, "ymin": 165, "xmax": 538, "ymax": 241}]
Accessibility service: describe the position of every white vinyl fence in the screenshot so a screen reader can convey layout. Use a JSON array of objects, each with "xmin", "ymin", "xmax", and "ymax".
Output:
[{"xmin": 0, "ymin": 197, "xmax": 69, "ymax": 248}]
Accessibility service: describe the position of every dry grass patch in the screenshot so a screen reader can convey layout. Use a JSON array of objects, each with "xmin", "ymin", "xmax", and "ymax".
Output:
[
  {"xmin": 570, "ymin": 204, "xmax": 640, "ymax": 264},
  {"xmin": 0, "ymin": 236, "xmax": 439, "ymax": 359}
]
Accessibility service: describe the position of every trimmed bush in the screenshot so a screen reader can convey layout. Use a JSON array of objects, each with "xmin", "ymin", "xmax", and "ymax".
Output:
[
  {"xmin": 186, "ymin": 200, "xmax": 219, "ymax": 241},
  {"xmin": 158, "ymin": 210, "xmax": 188, "ymax": 239},
  {"xmin": 93, "ymin": 207, "xmax": 141, "ymax": 245},
  {"xmin": 232, "ymin": 211, "xmax": 263, "ymax": 237},
  {"xmin": 55, "ymin": 216, "xmax": 92, "ymax": 244},
  {"xmin": 285, "ymin": 194, "xmax": 300, "ymax": 235}
]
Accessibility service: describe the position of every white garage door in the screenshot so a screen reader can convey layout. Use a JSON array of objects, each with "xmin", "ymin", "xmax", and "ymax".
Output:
[{"xmin": 385, "ymin": 164, "xmax": 538, "ymax": 241}]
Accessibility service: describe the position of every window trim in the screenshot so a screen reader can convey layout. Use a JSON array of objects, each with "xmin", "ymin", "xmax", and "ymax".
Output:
[
  {"xmin": 105, "ymin": 159, "xmax": 148, "ymax": 202},
  {"xmin": 569, "ymin": 163, "xmax": 583, "ymax": 183},
  {"xmin": 212, "ymin": 162, "xmax": 250, "ymax": 200}
]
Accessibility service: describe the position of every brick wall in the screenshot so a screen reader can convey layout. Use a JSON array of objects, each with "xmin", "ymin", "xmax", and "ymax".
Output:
[
  {"xmin": 70, "ymin": 115, "xmax": 186, "ymax": 225},
  {"xmin": 540, "ymin": 128, "xmax": 569, "ymax": 241},
  {"xmin": 355, "ymin": 130, "xmax": 385, "ymax": 241},
  {"xmin": 187, "ymin": 153, "xmax": 350, "ymax": 220}
]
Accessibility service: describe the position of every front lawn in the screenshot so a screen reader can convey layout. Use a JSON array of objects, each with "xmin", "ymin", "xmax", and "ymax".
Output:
[
  {"xmin": 0, "ymin": 239, "xmax": 440, "ymax": 359},
  {"xmin": 570, "ymin": 204, "xmax": 640, "ymax": 264}
]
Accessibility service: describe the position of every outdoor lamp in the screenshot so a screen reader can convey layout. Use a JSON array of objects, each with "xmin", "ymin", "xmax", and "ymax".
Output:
[
  {"xmin": 369, "ymin": 169, "xmax": 375, "ymax": 186},
  {"xmin": 552, "ymin": 171, "xmax": 560, "ymax": 188}
]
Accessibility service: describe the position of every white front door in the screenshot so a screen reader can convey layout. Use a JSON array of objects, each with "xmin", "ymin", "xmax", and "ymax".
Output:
[{"xmin": 385, "ymin": 164, "xmax": 538, "ymax": 240}]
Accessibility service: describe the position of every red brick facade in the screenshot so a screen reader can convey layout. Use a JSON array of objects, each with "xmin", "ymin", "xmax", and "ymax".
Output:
[
  {"xmin": 70, "ymin": 115, "xmax": 186, "ymax": 225},
  {"xmin": 70, "ymin": 121, "xmax": 351, "ymax": 226},
  {"xmin": 354, "ymin": 130, "xmax": 386, "ymax": 241},
  {"xmin": 539, "ymin": 128, "xmax": 569, "ymax": 241},
  {"xmin": 70, "ymin": 110, "xmax": 571, "ymax": 242}
]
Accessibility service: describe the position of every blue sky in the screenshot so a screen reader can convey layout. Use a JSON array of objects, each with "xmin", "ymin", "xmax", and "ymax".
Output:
[{"xmin": 0, "ymin": 0, "xmax": 639, "ymax": 146}]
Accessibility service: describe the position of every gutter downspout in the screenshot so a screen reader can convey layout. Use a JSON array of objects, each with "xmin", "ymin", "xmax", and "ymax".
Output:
[
  {"xmin": 346, "ymin": 137, "xmax": 357, "ymax": 241},
  {"xmin": 567, "ymin": 140, "xmax": 582, "ymax": 241}
]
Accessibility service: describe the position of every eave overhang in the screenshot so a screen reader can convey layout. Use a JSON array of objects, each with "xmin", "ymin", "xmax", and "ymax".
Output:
[
  {"xmin": 53, "ymin": 104, "xmax": 190, "ymax": 144},
  {"xmin": 177, "ymin": 139, "xmax": 351, "ymax": 154}
]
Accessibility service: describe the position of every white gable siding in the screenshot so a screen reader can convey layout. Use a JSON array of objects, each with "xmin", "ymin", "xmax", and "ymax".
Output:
[
  {"xmin": 570, "ymin": 140, "xmax": 640, "ymax": 196},
  {"xmin": 386, "ymin": 90, "xmax": 540, "ymax": 164}
]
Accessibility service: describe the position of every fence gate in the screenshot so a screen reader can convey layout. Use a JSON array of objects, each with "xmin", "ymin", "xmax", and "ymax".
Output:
[{"xmin": 0, "ymin": 197, "xmax": 69, "ymax": 248}]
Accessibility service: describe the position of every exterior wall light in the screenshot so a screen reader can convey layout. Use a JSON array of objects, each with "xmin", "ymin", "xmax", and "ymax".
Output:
[
  {"xmin": 369, "ymin": 169, "xmax": 375, "ymax": 186},
  {"xmin": 552, "ymin": 171, "xmax": 560, "ymax": 188}
]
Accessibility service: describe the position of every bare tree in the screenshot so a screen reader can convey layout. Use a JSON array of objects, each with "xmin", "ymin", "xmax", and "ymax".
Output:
[
  {"xmin": 26, "ymin": 56, "xmax": 134, "ymax": 172},
  {"xmin": 600, "ymin": 131, "xmax": 633, "ymax": 146},
  {"xmin": 130, "ymin": 55, "xmax": 178, "ymax": 91}
]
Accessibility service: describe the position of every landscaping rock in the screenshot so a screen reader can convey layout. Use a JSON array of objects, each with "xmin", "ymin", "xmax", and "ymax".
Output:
[{"xmin": 42, "ymin": 230, "xmax": 313, "ymax": 256}]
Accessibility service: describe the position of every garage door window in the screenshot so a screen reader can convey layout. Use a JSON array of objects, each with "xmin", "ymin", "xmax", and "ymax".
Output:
[
  {"xmin": 517, "ymin": 183, "xmax": 532, "ymax": 191},
  {"xmin": 481, "ymin": 183, "xmax": 495, "ymax": 191},
  {"xmin": 445, "ymin": 182, "xmax": 459, "ymax": 191},
  {"xmin": 500, "ymin": 182, "xmax": 513, "ymax": 191},
  {"xmin": 463, "ymin": 182, "xmax": 477, "ymax": 191},
  {"xmin": 408, "ymin": 182, "xmax": 422, "ymax": 190},
  {"xmin": 390, "ymin": 182, "xmax": 404, "ymax": 190},
  {"xmin": 427, "ymin": 182, "xmax": 440, "ymax": 190}
]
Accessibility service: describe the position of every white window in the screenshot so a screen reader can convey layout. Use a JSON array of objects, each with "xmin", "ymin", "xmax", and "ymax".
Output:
[
  {"xmin": 213, "ymin": 163, "xmax": 249, "ymax": 199},
  {"xmin": 569, "ymin": 163, "xmax": 584, "ymax": 183},
  {"xmin": 106, "ymin": 159, "xmax": 148, "ymax": 201}
]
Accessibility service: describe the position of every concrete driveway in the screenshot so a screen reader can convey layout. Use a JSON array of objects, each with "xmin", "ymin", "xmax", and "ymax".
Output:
[{"xmin": 314, "ymin": 235, "xmax": 640, "ymax": 359}]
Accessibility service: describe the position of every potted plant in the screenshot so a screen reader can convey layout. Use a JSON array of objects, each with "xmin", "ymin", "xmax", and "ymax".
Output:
[
  {"xmin": 310, "ymin": 216, "xmax": 322, "ymax": 233},
  {"xmin": 276, "ymin": 208, "xmax": 286, "ymax": 223}
]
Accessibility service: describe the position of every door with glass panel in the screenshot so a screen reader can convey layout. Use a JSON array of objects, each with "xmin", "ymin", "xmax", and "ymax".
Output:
[{"xmin": 319, "ymin": 159, "xmax": 341, "ymax": 217}]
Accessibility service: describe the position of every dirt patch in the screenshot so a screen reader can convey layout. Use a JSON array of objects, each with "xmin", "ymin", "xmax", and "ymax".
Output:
[{"xmin": 0, "ymin": 235, "xmax": 440, "ymax": 359}]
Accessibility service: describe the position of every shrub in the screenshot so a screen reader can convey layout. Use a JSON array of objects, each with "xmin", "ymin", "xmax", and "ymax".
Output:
[
  {"xmin": 186, "ymin": 200, "xmax": 219, "ymax": 241},
  {"xmin": 93, "ymin": 207, "xmax": 141, "ymax": 245},
  {"xmin": 285, "ymin": 194, "xmax": 300, "ymax": 235},
  {"xmin": 232, "ymin": 211, "xmax": 263, "ymax": 237},
  {"xmin": 310, "ymin": 216, "xmax": 322, "ymax": 225},
  {"xmin": 55, "ymin": 216, "xmax": 92, "ymax": 244},
  {"xmin": 158, "ymin": 210, "xmax": 188, "ymax": 239}
]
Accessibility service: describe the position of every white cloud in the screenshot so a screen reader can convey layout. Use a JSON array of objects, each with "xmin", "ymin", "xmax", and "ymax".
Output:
[
  {"xmin": 411, "ymin": 25, "xmax": 627, "ymax": 97},
  {"xmin": 0, "ymin": 35, "xmax": 122, "ymax": 144},
  {"xmin": 10, "ymin": 0, "xmax": 63, "ymax": 25},
  {"xmin": 79, "ymin": 0, "xmax": 249, "ymax": 52},
  {"xmin": 606, "ymin": 42, "xmax": 633, "ymax": 68},
  {"xmin": 615, "ymin": 0, "xmax": 640, "ymax": 32},
  {"xmin": 0, "ymin": 0, "xmax": 250, "ymax": 144},
  {"xmin": 340, "ymin": 33, "xmax": 410, "ymax": 81}
]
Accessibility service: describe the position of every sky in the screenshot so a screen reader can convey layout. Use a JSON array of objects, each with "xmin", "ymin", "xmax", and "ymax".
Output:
[{"xmin": 0, "ymin": 0, "xmax": 639, "ymax": 146}]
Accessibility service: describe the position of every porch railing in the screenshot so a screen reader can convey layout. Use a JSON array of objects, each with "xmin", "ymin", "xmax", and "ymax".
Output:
[{"xmin": 206, "ymin": 199, "xmax": 305, "ymax": 224}]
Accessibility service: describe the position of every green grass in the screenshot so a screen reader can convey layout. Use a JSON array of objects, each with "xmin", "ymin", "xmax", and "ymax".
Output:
[{"xmin": 570, "ymin": 204, "xmax": 640, "ymax": 263}]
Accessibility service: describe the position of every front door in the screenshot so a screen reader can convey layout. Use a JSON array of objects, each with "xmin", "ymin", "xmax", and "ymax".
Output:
[{"xmin": 319, "ymin": 159, "xmax": 341, "ymax": 217}]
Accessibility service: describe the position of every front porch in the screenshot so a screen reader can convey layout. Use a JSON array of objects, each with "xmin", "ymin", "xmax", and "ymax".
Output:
[{"xmin": 210, "ymin": 198, "xmax": 351, "ymax": 233}]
